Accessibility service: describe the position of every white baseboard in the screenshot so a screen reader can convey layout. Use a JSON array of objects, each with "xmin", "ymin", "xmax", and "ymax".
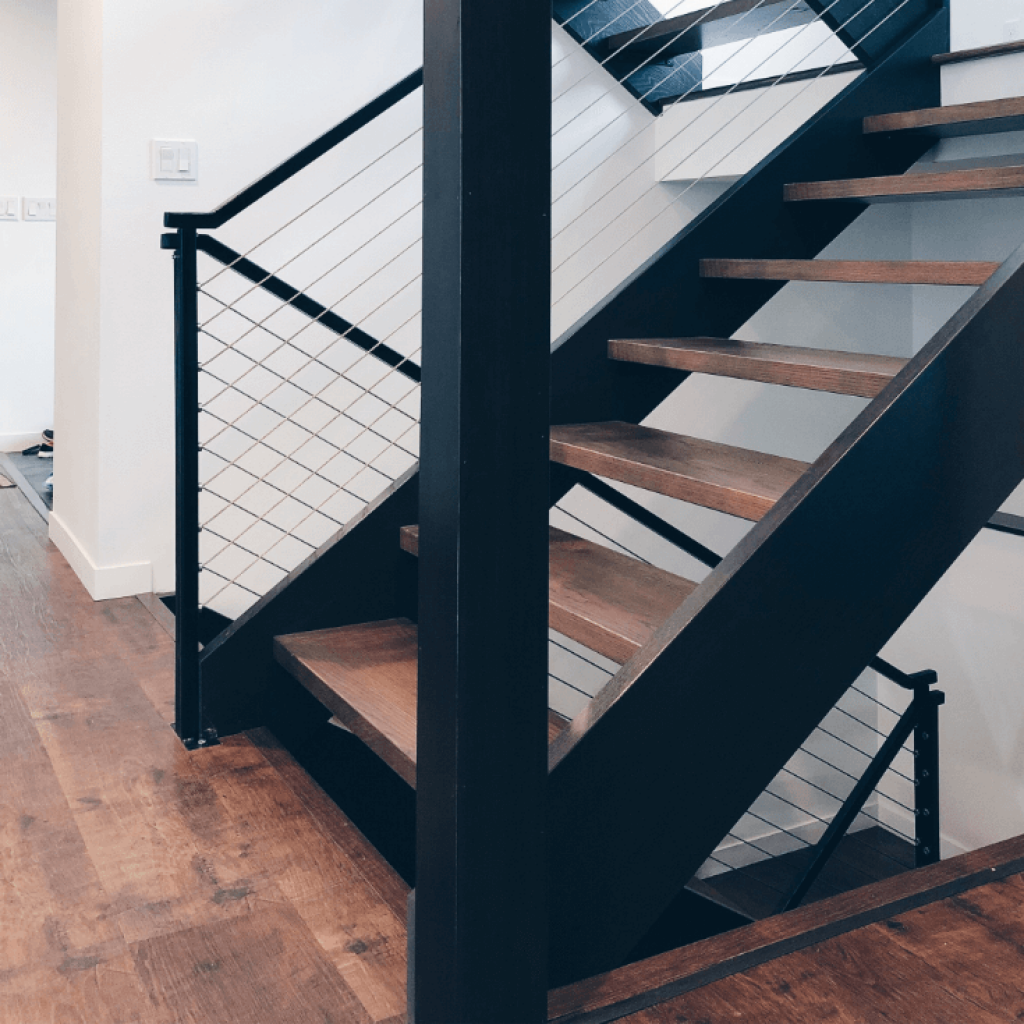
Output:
[
  {"xmin": 49, "ymin": 510, "xmax": 153, "ymax": 601},
  {"xmin": 1, "ymin": 432, "xmax": 43, "ymax": 453}
]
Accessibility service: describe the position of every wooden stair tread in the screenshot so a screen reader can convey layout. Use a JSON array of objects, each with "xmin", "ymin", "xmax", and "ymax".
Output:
[
  {"xmin": 274, "ymin": 619, "xmax": 420, "ymax": 786},
  {"xmin": 701, "ymin": 259, "xmax": 1000, "ymax": 286},
  {"xmin": 550, "ymin": 422, "xmax": 808, "ymax": 522},
  {"xmin": 400, "ymin": 525, "xmax": 698, "ymax": 664},
  {"xmin": 864, "ymin": 96, "xmax": 1024, "ymax": 137},
  {"xmin": 274, "ymin": 619, "xmax": 567, "ymax": 788},
  {"xmin": 785, "ymin": 165, "xmax": 1024, "ymax": 202},
  {"xmin": 602, "ymin": 0, "xmax": 814, "ymax": 59},
  {"xmin": 932, "ymin": 40, "xmax": 1024, "ymax": 67},
  {"xmin": 609, "ymin": 337, "xmax": 905, "ymax": 398}
]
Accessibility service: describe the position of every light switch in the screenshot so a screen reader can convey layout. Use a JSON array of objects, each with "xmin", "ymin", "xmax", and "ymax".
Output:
[
  {"xmin": 0, "ymin": 197, "xmax": 19, "ymax": 221},
  {"xmin": 152, "ymin": 140, "xmax": 198, "ymax": 181},
  {"xmin": 22, "ymin": 198, "xmax": 56, "ymax": 221}
]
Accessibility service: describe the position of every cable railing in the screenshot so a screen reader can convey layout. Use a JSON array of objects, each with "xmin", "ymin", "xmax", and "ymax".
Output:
[{"xmin": 549, "ymin": 481, "xmax": 942, "ymax": 911}]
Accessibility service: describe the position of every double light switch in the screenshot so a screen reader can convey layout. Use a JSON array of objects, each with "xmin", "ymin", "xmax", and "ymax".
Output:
[
  {"xmin": 152, "ymin": 140, "xmax": 199, "ymax": 181},
  {"xmin": 0, "ymin": 197, "xmax": 56, "ymax": 221}
]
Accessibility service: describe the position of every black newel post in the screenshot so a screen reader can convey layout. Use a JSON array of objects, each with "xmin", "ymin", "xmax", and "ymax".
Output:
[
  {"xmin": 172, "ymin": 226, "xmax": 203, "ymax": 749},
  {"xmin": 914, "ymin": 686, "xmax": 943, "ymax": 867},
  {"xmin": 411, "ymin": 0, "xmax": 552, "ymax": 1020}
]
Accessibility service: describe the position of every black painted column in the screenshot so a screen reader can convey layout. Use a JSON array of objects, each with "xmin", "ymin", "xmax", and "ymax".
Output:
[{"xmin": 412, "ymin": 0, "xmax": 552, "ymax": 1021}]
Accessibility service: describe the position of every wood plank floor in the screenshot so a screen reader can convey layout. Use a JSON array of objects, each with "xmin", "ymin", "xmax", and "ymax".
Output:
[
  {"xmin": 11, "ymin": 479, "xmax": 1024, "ymax": 1024},
  {"xmin": 0, "ymin": 485, "xmax": 409, "ymax": 1023}
]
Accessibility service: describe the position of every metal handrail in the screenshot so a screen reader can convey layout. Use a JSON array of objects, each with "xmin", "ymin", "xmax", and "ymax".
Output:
[{"xmin": 164, "ymin": 69, "xmax": 424, "ymax": 230}]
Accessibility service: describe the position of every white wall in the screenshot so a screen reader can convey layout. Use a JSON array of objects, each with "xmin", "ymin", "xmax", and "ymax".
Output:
[
  {"xmin": 0, "ymin": 0, "xmax": 57, "ymax": 452},
  {"xmin": 53, "ymin": 0, "xmax": 424, "ymax": 599}
]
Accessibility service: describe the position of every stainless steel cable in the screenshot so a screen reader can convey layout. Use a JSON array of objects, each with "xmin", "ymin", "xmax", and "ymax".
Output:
[
  {"xmin": 553, "ymin": 0, "xmax": 913, "ymax": 305},
  {"xmin": 199, "ymin": 125, "xmax": 423, "ymax": 290},
  {"xmin": 553, "ymin": 0, "xmax": 798, "ymax": 143}
]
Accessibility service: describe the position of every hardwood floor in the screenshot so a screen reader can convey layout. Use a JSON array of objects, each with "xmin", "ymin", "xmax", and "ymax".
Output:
[
  {"xmin": 10, "ymin": 480, "xmax": 1024, "ymax": 1024},
  {"xmin": 0, "ymin": 485, "xmax": 408, "ymax": 1023}
]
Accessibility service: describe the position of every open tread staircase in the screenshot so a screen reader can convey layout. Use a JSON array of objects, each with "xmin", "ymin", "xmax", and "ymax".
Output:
[
  {"xmin": 250, "ymin": 7, "xmax": 1024, "ymax": 990},
  {"xmin": 608, "ymin": 338, "xmax": 906, "ymax": 398}
]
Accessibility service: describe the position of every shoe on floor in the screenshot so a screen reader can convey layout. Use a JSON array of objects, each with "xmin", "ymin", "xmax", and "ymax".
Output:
[{"xmin": 38, "ymin": 428, "xmax": 53, "ymax": 458}]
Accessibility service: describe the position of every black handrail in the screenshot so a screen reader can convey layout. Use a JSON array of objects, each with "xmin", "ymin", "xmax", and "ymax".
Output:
[
  {"xmin": 165, "ymin": 69, "xmax": 423, "ymax": 230},
  {"xmin": 987, "ymin": 511, "xmax": 1024, "ymax": 537}
]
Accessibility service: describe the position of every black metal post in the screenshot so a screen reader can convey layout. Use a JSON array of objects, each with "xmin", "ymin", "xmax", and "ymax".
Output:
[
  {"xmin": 172, "ymin": 227, "xmax": 203, "ymax": 749},
  {"xmin": 914, "ymin": 687, "xmax": 944, "ymax": 867},
  {"xmin": 412, "ymin": 0, "xmax": 552, "ymax": 1021}
]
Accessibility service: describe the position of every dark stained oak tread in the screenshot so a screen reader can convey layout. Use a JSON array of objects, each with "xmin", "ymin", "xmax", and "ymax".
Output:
[
  {"xmin": 548, "ymin": 833, "xmax": 1024, "ymax": 1024},
  {"xmin": 785, "ymin": 165, "xmax": 1024, "ymax": 203},
  {"xmin": 864, "ymin": 96, "xmax": 1024, "ymax": 137},
  {"xmin": 400, "ymin": 525, "xmax": 698, "ymax": 664},
  {"xmin": 701, "ymin": 258, "xmax": 1000, "ymax": 286},
  {"xmin": 549, "ymin": 422, "xmax": 808, "ymax": 521},
  {"xmin": 932, "ymin": 40, "xmax": 1024, "ymax": 66},
  {"xmin": 274, "ymin": 619, "xmax": 420, "ymax": 786},
  {"xmin": 274, "ymin": 619, "xmax": 568, "ymax": 788},
  {"xmin": 609, "ymin": 337, "xmax": 905, "ymax": 398}
]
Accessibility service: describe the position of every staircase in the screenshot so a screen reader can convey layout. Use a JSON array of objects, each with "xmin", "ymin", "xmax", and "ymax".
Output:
[
  {"xmin": 166, "ymin": 0, "xmax": 1024, "ymax": 1015},
  {"xmin": 272, "ymin": 24, "xmax": 1024, "ymax": 983}
]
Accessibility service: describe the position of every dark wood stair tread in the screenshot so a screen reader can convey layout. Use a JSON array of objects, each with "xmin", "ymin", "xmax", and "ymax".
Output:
[
  {"xmin": 274, "ymin": 619, "xmax": 568, "ymax": 787},
  {"xmin": 785, "ymin": 165, "xmax": 1024, "ymax": 203},
  {"xmin": 864, "ymin": 96, "xmax": 1024, "ymax": 138},
  {"xmin": 701, "ymin": 259, "xmax": 1000, "ymax": 286},
  {"xmin": 609, "ymin": 337, "xmax": 905, "ymax": 398},
  {"xmin": 932, "ymin": 40, "xmax": 1024, "ymax": 67},
  {"xmin": 400, "ymin": 525, "xmax": 698, "ymax": 664},
  {"xmin": 550, "ymin": 422, "xmax": 808, "ymax": 521},
  {"xmin": 602, "ymin": 0, "xmax": 814, "ymax": 60}
]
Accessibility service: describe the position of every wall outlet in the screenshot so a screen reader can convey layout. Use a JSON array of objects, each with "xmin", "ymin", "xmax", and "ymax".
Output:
[
  {"xmin": 0, "ymin": 197, "xmax": 19, "ymax": 220},
  {"xmin": 1007, "ymin": 19, "xmax": 1023, "ymax": 42},
  {"xmin": 151, "ymin": 140, "xmax": 198, "ymax": 181},
  {"xmin": 22, "ymin": 198, "xmax": 55, "ymax": 221}
]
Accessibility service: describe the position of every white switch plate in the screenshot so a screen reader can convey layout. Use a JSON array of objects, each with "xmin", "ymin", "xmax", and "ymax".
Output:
[
  {"xmin": 0, "ymin": 197, "xmax": 19, "ymax": 220},
  {"xmin": 22, "ymin": 197, "xmax": 56, "ymax": 221},
  {"xmin": 151, "ymin": 140, "xmax": 198, "ymax": 181}
]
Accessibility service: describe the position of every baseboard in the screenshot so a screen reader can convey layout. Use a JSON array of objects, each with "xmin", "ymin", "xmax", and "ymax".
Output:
[
  {"xmin": 0, "ymin": 432, "xmax": 44, "ymax": 453},
  {"xmin": 48, "ymin": 510, "xmax": 153, "ymax": 601}
]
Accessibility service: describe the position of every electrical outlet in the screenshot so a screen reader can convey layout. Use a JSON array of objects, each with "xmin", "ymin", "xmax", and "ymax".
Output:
[
  {"xmin": 1006, "ymin": 18, "xmax": 1022, "ymax": 42},
  {"xmin": 22, "ymin": 198, "xmax": 56, "ymax": 222},
  {"xmin": 0, "ymin": 197, "xmax": 19, "ymax": 220}
]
